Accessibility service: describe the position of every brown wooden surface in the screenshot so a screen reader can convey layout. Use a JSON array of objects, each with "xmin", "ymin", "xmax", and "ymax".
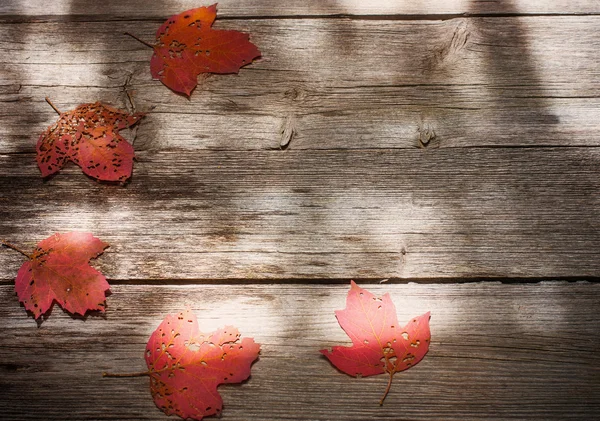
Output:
[
  {"xmin": 1, "ymin": 0, "xmax": 599, "ymax": 420},
  {"xmin": 1, "ymin": 148, "xmax": 600, "ymax": 280},
  {"xmin": 1, "ymin": 0, "xmax": 599, "ymax": 20},
  {"xmin": 1, "ymin": 283, "xmax": 599, "ymax": 421},
  {"xmin": 1, "ymin": 17, "xmax": 599, "ymax": 152}
]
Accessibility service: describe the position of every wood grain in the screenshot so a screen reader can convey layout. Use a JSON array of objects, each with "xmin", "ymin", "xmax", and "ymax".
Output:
[
  {"xmin": 1, "ymin": 0, "xmax": 599, "ymax": 20},
  {"xmin": 1, "ymin": 148, "xmax": 599, "ymax": 281},
  {"xmin": 0, "ymin": 283, "xmax": 598, "ymax": 420},
  {"xmin": 1, "ymin": 3, "xmax": 599, "ymax": 420},
  {"xmin": 1, "ymin": 17, "xmax": 599, "ymax": 153}
]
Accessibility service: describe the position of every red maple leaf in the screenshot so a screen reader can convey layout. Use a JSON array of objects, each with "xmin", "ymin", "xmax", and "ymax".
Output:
[
  {"xmin": 133, "ymin": 4, "xmax": 260, "ymax": 96},
  {"xmin": 37, "ymin": 99, "xmax": 144, "ymax": 182},
  {"xmin": 144, "ymin": 308, "xmax": 260, "ymax": 420},
  {"xmin": 10, "ymin": 232, "xmax": 110, "ymax": 320},
  {"xmin": 321, "ymin": 281, "xmax": 431, "ymax": 405}
]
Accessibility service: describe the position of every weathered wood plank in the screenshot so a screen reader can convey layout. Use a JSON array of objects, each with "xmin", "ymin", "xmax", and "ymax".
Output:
[
  {"xmin": 1, "ymin": 3, "xmax": 598, "ymax": 421},
  {"xmin": 0, "ymin": 282, "xmax": 598, "ymax": 420},
  {"xmin": 2, "ymin": 86, "xmax": 598, "ymax": 152},
  {"xmin": 1, "ymin": 0, "xmax": 599, "ymax": 20},
  {"xmin": 1, "ymin": 17, "xmax": 598, "ymax": 152},
  {"xmin": 1, "ymin": 148, "xmax": 599, "ymax": 281}
]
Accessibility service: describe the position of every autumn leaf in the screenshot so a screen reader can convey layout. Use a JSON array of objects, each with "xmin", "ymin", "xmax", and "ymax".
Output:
[
  {"xmin": 321, "ymin": 281, "xmax": 431, "ymax": 405},
  {"xmin": 126, "ymin": 4, "xmax": 261, "ymax": 96},
  {"xmin": 1, "ymin": 232, "xmax": 110, "ymax": 320},
  {"xmin": 37, "ymin": 98, "xmax": 144, "ymax": 182},
  {"xmin": 104, "ymin": 308, "xmax": 260, "ymax": 421}
]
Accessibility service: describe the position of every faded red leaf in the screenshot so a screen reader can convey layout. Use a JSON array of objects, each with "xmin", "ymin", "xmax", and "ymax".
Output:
[
  {"xmin": 149, "ymin": 4, "xmax": 261, "ymax": 96},
  {"xmin": 145, "ymin": 308, "xmax": 260, "ymax": 420},
  {"xmin": 321, "ymin": 281, "xmax": 431, "ymax": 405},
  {"xmin": 14, "ymin": 232, "xmax": 110, "ymax": 319},
  {"xmin": 37, "ymin": 101, "xmax": 144, "ymax": 182}
]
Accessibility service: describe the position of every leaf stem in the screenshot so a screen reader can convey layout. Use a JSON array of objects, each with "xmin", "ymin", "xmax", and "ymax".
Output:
[
  {"xmin": 0, "ymin": 239, "xmax": 32, "ymax": 259},
  {"xmin": 125, "ymin": 90, "xmax": 136, "ymax": 112},
  {"xmin": 45, "ymin": 97, "xmax": 61, "ymax": 115},
  {"xmin": 103, "ymin": 371, "xmax": 150, "ymax": 378},
  {"xmin": 124, "ymin": 32, "xmax": 154, "ymax": 49},
  {"xmin": 379, "ymin": 371, "xmax": 394, "ymax": 406}
]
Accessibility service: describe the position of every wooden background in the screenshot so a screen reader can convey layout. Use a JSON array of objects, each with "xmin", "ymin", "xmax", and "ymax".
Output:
[{"xmin": 1, "ymin": 1, "xmax": 599, "ymax": 420}]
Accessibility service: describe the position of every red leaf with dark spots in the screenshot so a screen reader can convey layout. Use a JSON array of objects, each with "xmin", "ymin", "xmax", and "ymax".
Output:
[
  {"xmin": 321, "ymin": 281, "xmax": 431, "ymax": 405},
  {"xmin": 148, "ymin": 4, "xmax": 261, "ymax": 96},
  {"xmin": 144, "ymin": 308, "xmax": 260, "ymax": 420},
  {"xmin": 13, "ymin": 232, "xmax": 110, "ymax": 320},
  {"xmin": 37, "ymin": 101, "xmax": 143, "ymax": 182}
]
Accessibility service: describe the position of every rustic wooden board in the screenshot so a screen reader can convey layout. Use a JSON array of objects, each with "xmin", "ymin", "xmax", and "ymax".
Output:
[
  {"xmin": 1, "ymin": 2, "xmax": 599, "ymax": 420},
  {"xmin": 1, "ymin": 0, "xmax": 599, "ymax": 20},
  {"xmin": 1, "ymin": 17, "xmax": 599, "ymax": 152},
  {"xmin": 0, "ymin": 282, "xmax": 598, "ymax": 420},
  {"xmin": 1, "ymin": 148, "xmax": 599, "ymax": 281}
]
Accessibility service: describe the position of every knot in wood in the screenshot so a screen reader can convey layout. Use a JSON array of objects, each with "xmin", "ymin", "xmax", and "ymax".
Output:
[
  {"xmin": 418, "ymin": 123, "xmax": 436, "ymax": 147},
  {"xmin": 280, "ymin": 114, "xmax": 297, "ymax": 149},
  {"xmin": 284, "ymin": 87, "xmax": 305, "ymax": 101}
]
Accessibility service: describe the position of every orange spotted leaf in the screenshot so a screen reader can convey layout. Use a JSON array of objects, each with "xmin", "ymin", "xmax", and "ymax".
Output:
[
  {"xmin": 320, "ymin": 281, "xmax": 431, "ymax": 405},
  {"xmin": 13, "ymin": 232, "xmax": 110, "ymax": 320},
  {"xmin": 37, "ymin": 101, "xmax": 144, "ymax": 182},
  {"xmin": 148, "ymin": 4, "xmax": 261, "ymax": 96},
  {"xmin": 145, "ymin": 308, "xmax": 260, "ymax": 420}
]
